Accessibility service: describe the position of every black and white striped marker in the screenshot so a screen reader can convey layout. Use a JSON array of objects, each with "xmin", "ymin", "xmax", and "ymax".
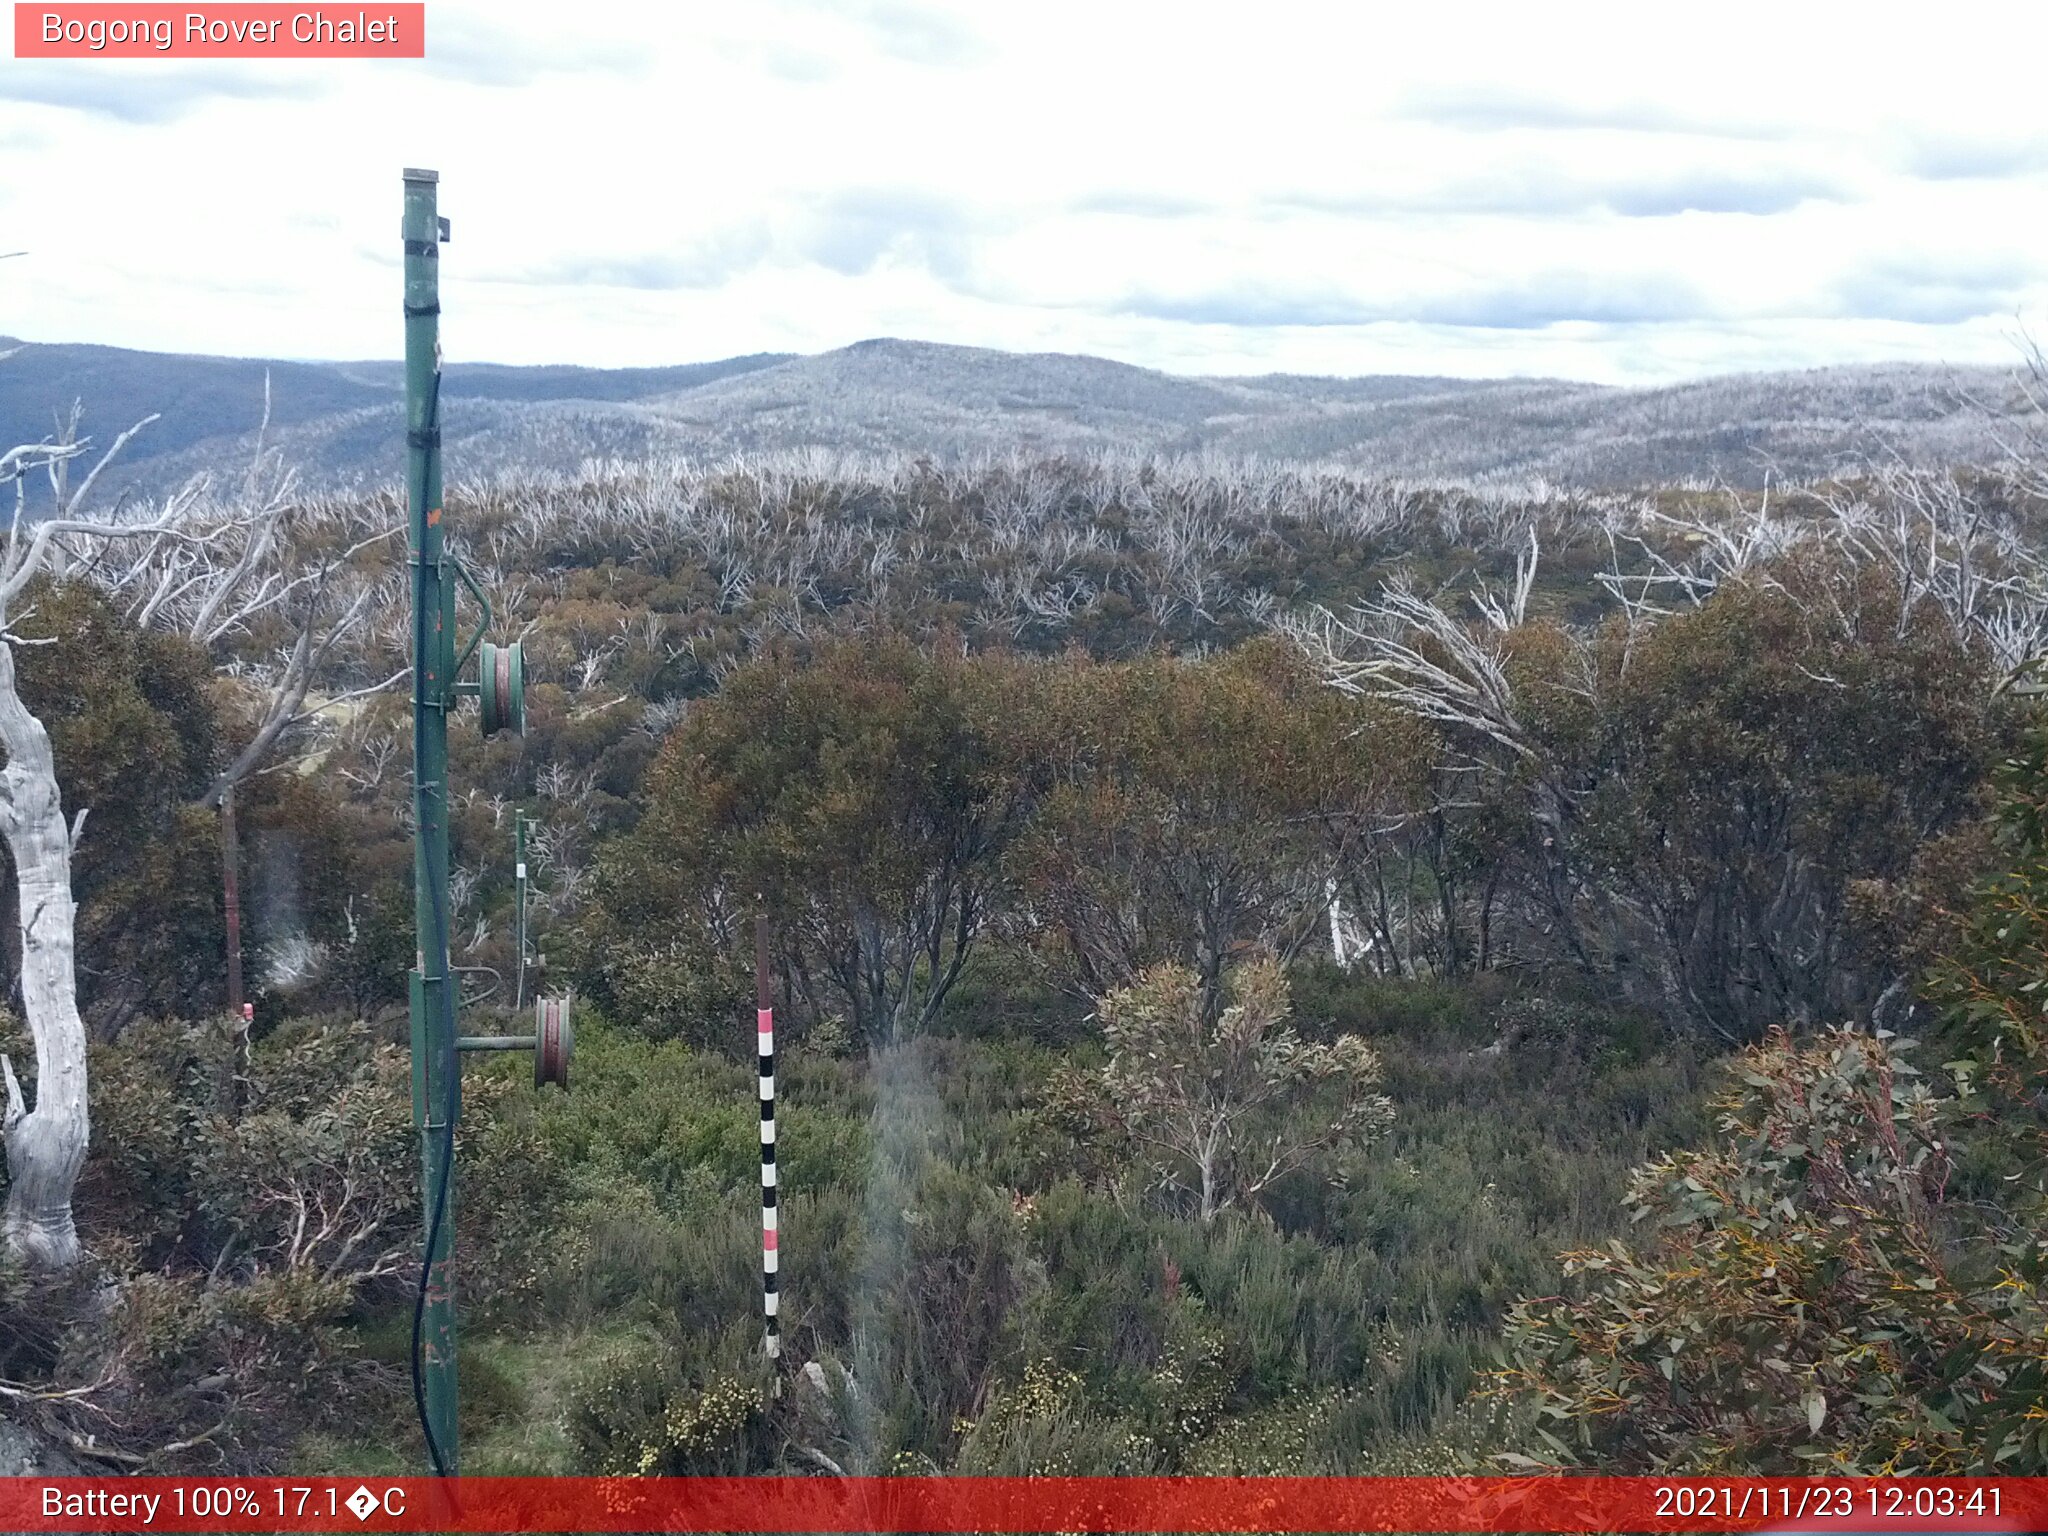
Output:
[{"xmin": 755, "ymin": 914, "xmax": 780, "ymax": 1363}]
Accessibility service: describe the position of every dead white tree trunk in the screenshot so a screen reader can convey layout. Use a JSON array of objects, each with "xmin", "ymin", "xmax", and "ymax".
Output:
[
  {"xmin": 0, "ymin": 409, "xmax": 194, "ymax": 1267},
  {"xmin": 0, "ymin": 637, "xmax": 87, "ymax": 1267}
]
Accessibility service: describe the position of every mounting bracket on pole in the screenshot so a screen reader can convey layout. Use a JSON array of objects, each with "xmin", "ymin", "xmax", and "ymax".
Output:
[{"xmin": 448, "ymin": 555, "xmax": 525, "ymax": 736}]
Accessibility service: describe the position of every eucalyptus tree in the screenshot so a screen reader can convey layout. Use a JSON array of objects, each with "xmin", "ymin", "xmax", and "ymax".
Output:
[
  {"xmin": 1297, "ymin": 515, "xmax": 2003, "ymax": 1040},
  {"xmin": 593, "ymin": 633, "xmax": 1036, "ymax": 1048},
  {"xmin": 1096, "ymin": 955, "xmax": 1392, "ymax": 1223},
  {"xmin": 1008, "ymin": 636, "xmax": 1422, "ymax": 1008}
]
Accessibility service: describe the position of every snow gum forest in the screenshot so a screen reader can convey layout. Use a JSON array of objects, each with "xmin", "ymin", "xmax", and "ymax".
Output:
[{"xmin": 6, "ymin": 343, "xmax": 2048, "ymax": 1480}]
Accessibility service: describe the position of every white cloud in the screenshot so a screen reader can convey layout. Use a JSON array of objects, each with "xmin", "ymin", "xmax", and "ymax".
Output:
[{"xmin": 3, "ymin": 0, "xmax": 2045, "ymax": 383}]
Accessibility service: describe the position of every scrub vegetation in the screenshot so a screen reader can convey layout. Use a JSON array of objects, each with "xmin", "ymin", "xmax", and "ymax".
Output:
[{"xmin": 4, "ymin": 391, "xmax": 2048, "ymax": 1474}]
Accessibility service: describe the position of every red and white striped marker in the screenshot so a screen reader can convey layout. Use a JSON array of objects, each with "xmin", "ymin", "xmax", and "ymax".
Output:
[{"xmin": 755, "ymin": 914, "xmax": 779, "ymax": 1362}]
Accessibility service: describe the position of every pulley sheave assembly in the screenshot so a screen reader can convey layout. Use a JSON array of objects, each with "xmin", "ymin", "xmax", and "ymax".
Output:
[
  {"xmin": 455, "ymin": 992, "xmax": 574, "ymax": 1090},
  {"xmin": 534, "ymin": 994, "xmax": 572, "ymax": 1089},
  {"xmin": 479, "ymin": 639, "xmax": 525, "ymax": 737}
]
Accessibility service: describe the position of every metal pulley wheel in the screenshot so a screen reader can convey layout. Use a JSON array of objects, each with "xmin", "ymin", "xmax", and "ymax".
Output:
[
  {"xmin": 479, "ymin": 639, "xmax": 525, "ymax": 736},
  {"xmin": 534, "ymin": 994, "xmax": 572, "ymax": 1089}
]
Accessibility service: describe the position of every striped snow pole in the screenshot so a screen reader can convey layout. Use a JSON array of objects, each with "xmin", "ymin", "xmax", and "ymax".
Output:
[{"xmin": 756, "ymin": 914, "xmax": 780, "ymax": 1363}]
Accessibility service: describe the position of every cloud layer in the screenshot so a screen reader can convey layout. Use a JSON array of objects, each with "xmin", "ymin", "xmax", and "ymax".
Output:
[{"xmin": 2, "ymin": 0, "xmax": 2044, "ymax": 385}]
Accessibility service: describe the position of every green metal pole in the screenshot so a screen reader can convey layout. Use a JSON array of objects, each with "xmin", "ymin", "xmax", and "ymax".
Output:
[
  {"xmin": 514, "ymin": 814, "xmax": 528, "ymax": 1012},
  {"xmin": 403, "ymin": 166, "xmax": 460, "ymax": 1476}
]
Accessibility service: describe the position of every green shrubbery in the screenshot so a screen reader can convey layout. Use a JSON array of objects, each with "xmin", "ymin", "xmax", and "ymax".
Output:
[
  {"xmin": 1494, "ymin": 714, "xmax": 2048, "ymax": 1474},
  {"xmin": 1497, "ymin": 1028, "xmax": 2048, "ymax": 1473},
  {"xmin": 0, "ymin": 1017, "xmax": 416, "ymax": 1467},
  {"xmin": 11, "ymin": 503, "xmax": 2038, "ymax": 1476},
  {"xmin": 4, "ymin": 947, "xmax": 1684, "ymax": 1477},
  {"xmin": 338, "ymin": 960, "xmax": 1697, "ymax": 1476}
]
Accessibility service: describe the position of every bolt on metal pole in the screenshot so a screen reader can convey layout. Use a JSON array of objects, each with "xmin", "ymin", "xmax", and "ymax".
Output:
[{"xmin": 403, "ymin": 166, "xmax": 460, "ymax": 1476}]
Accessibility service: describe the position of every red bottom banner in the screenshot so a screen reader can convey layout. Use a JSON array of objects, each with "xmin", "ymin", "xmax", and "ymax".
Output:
[{"xmin": 6, "ymin": 1475, "xmax": 2045, "ymax": 1534}]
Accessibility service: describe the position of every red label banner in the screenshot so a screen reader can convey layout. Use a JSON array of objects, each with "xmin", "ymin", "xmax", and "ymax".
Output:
[
  {"xmin": 13, "ymin": 4, "xmax": 424, "ymax": 57},
  {"xmin": 1, "ymin": 1476, "xmax": 2042, "ymax": 1533}
]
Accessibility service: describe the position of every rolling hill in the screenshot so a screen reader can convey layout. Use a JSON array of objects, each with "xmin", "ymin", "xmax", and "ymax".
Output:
[{"xmin": 1, "ymin": 334, "xmax": 2029, "ymax": 498}]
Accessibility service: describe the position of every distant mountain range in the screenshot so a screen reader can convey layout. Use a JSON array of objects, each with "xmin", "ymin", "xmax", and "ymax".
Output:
[{"xmin": 1, "ymin": 334, "xmax": 2031, "ymax": 498}]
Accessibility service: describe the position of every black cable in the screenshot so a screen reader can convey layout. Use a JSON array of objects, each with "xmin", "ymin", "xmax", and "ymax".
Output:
[{"xmin": 407, "ymin": 363, "xmax": 459, "ymax": 1479}]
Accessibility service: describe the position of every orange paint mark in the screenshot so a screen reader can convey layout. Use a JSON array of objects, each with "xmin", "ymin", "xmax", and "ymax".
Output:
[{"xmin": 427, "ymin": 507, "xmax": 442, "ymax": 525}]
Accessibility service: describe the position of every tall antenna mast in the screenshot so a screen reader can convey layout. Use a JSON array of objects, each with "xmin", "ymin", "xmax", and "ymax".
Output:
[
  {"xmin": 402, "ymin": 166, "xmax": 462, "ymax": 1477},
  {"xmin": 401, "ymin": 168, "xmax": 546, "ymax": 1478}
]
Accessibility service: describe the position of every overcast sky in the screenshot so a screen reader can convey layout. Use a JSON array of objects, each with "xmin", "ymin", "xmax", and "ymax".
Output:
[{"xmin": 4, "ymin": 0, "xmax": 2046, "ymax": 384}]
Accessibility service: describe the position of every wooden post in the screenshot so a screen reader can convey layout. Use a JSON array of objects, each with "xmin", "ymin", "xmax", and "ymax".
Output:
[{"xmin": 221, "ymin": 784, "xmax": 244, "ymax": 1016}]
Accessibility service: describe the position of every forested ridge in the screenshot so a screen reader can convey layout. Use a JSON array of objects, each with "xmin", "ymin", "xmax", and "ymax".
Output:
[
  {"xmin": 5, "ymin": 412, "xmax": 2048, "ymax": 1477},
  {"xmin": 4, "ymin": 335, "xmax": 2030, "ymax": 497}
]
